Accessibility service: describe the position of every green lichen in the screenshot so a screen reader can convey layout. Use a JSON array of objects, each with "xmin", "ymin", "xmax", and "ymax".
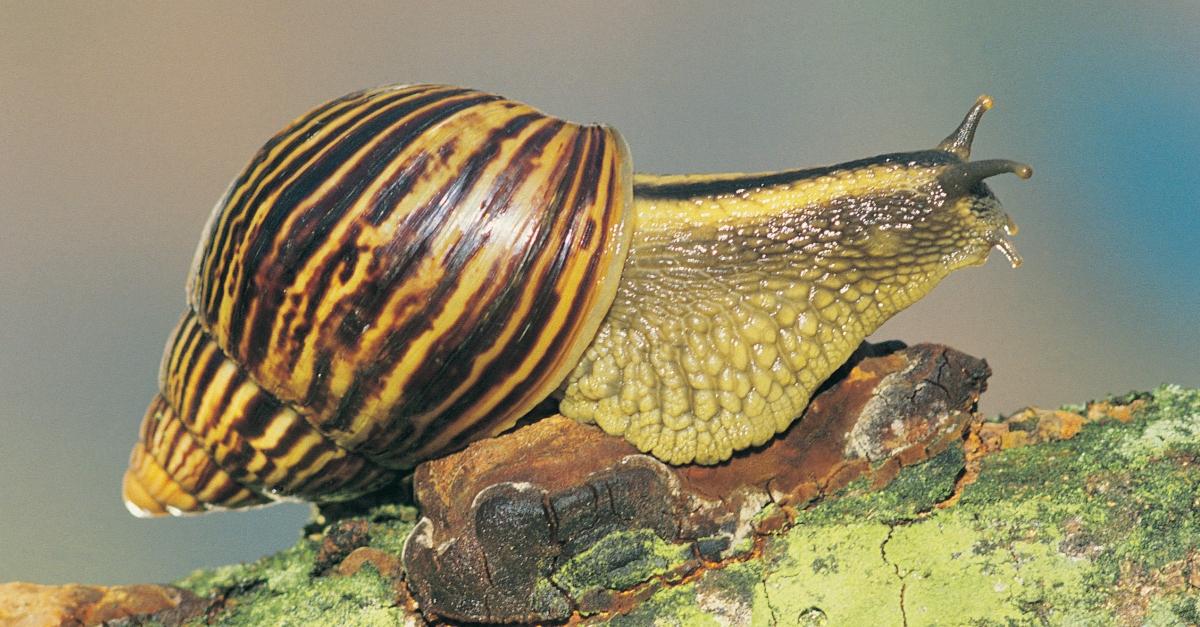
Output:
[
  {"xmin": 1116, "ymin": 385, "xmax": 1200, "ymax": 460},
  {"xmin": 175, "ymin": 538, "xmax": 320, "ymax": 599},
  {"xmin": 613, "ymin": 385, "xmax": 1200, "ymax": 625},
  {"xmin": 887, "ymin": 512, "xmax": 1095, "ymax": 624},
  {"xmin": 608, "ymin": 581, "xmax": 728, "ymax": 627},
  {"xmin": 552, "ymin": 528, "xmax": 693, "ymax": 598},
  {"xmin": 362, "ymin": 504, "xmax": 418, "ymax": 556},
  {"xmin": 200, "ymin": 564, "xmax": 405, "ymax": 626},
  {"xmin": 174, "ymin": 503, "xmax": 418, "ymax": 626},
  {"xmin": 796, "ymin": 444, "xmax": 966, "ymax": 525},
  {"xmin": 607, "ymin": 561, "xmax": 765, "ymax": 627},
  {"xmin": 758, "ymin": 522, "xmax": 902, "ymax": 624},
  {"xmin": 961, "ymin": 386, "xmax": 1200, "ymax": 579},
  {"xmin": 1149, "ymin": 594, "xmax": 1200, "ymax": 626}
]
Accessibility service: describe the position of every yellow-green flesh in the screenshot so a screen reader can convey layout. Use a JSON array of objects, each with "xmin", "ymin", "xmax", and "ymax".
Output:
[{"xmin": 561, "ymin": 161, "xmax": 1012, "ymax": 464}]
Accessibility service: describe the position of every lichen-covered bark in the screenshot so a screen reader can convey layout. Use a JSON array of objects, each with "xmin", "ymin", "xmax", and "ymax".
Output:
[
  {"xmin": 606, "ymin": 386, "xmax": 1200, "ymax": 626},
  {"xmin": 164, "ymin": 503, "xmax": 422, "ymax": 625},
  {"xmin": 6, "ymin": 377, "xmax": 1198, "ymax": 625},
  {"xmin": 146, "ymin": 386, "xmax": 1200, "ymax": 626}
]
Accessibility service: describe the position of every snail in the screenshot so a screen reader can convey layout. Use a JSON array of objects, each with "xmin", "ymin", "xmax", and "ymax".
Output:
[{"xmin": 122, "ymin": 84, "xmax": 1031, "ymax": 517}]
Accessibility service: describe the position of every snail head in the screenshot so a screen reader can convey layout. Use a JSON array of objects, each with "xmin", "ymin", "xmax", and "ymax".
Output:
[
  {"xmin": 742, "ymin": 95, "xmax": 1032, "ymax": 279},
  {"xmin": 926, "ymin": 95, "xmax": 1032, "ymax": 269}
]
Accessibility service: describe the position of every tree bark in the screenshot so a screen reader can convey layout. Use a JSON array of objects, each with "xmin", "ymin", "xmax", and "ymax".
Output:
[{"xmin": 3, "ymin": 344, "xmax": 1198, "ymax": 626}]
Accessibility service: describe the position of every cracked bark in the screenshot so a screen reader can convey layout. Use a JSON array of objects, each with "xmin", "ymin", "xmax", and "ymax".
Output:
[
  {"xmin": 881, "ymin": 524, "xmax": 908, "ymax": 627},
  {"xmin": 402, "ymin": 341, "xmax": 988, "ymax": 623}
]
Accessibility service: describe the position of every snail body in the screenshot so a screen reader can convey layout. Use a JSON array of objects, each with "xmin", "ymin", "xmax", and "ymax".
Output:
[{"xmin": 123, "ymin": 85, "xmax": 1030, "ymax": 516}]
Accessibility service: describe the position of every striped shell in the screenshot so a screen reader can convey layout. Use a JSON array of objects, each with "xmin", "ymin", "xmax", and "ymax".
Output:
[{"xmin": 123, "ymin": 85, "xmax": 633, "ymax": 516}]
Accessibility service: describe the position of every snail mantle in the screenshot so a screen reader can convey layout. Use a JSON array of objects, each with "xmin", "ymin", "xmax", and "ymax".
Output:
[{"xmin": 400, "ymin": 340, "xmax": 987, "ymax": 623}]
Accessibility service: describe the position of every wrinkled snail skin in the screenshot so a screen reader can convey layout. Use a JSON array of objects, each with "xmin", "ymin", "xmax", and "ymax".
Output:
[
  {"xmin": 122, "ymin": 86, "xmax": 1030, "ymax": 517},
  {"xmin": 562, "ymin": 95, "xmax": 1031, "ymax": 465},
  {"xmin": 563, "ymin": 147, "xmax": 1029, "ymax": 465}
]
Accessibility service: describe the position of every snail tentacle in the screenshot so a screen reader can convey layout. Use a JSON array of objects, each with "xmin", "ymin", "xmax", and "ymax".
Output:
[{"xmin": 936, "ymin": 94, "xmax": 994, "ymax": 159}]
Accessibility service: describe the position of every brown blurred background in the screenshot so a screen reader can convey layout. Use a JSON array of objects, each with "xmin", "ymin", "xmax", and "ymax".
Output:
[{"xmin": 2, "ymin": 1, "xmax": 1197, "ymax": 584}]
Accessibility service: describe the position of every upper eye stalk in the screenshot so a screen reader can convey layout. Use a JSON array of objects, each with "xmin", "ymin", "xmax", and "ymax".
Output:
[{"xmin": 937, "ymin": 95, "xmax": 1034, "ymax": 198}]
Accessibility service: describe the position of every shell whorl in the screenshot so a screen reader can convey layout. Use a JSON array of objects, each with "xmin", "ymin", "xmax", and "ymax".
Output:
[{"xmin": 125, "ymin": 84, "xmax": 633, "ymax": 516}]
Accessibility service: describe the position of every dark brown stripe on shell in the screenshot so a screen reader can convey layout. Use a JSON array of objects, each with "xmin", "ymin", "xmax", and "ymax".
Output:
[
  {"xmin": 137, "ymin": 395, "xmax": 268, "ymax": 510},
  {"xmin": 327, "ymin": 115, "xmax": 560, "ymax": 453},
  {"xmin": 362, "ymin": 117, "xmax": 562, "ymax": 415},
  {"xmin": 394, "ymin": 124, "xmax": 596, "ymax": 455},
  {"xmin": 197, "ymin": 87, "xmax": 433, "ymax": 320},
  {"xmin": 161, "ymin": 311, "xmax": 397, "ymax": 499},
  {"xmin": 140, "ymin": 395, "xmax": 253, "ymax": 507},
  {"xmin": 410, "ymin": 126, "xmax": 618, "ymax": 458},
  {"xmin": 302, "ymin": 112, "xmax": 547, "ymax": 433},
  {"xmin": 161, "ymin": 311, "xmax": 203, "ymax": 402},
  {"xmin": 224, "ymin": 91, "xmax": 497, "ymax": 365},
  {"xmin": 196, "ymin": 87, "xmax": 381, "ymax": 285},
  {"xmin": 236, "ymin": 93, "xmax": 497, "ymax": 371}
]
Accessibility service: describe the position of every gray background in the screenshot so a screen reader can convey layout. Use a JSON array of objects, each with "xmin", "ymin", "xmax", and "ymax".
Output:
[{"xmin": 2, "ymin": 1, "xmax": 1197, "ymax": 584}]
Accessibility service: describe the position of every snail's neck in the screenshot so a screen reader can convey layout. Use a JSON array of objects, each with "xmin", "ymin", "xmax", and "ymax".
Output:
[
  {"xmin": 623, "ymin": 168, "xmax": 950, "ymax": 316},
  {"xmin": 558, "ymin": 167, "xmax": 954, "ymax": 465},
  {"xmin": 628, "ymin": 162, "xmax": 933, "ymax": 231}
]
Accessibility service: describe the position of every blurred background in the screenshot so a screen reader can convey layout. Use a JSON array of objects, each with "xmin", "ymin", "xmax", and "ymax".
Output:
[{"xmin": 2, "ymin": 1, "xmax": 1197, "ymax": 585}]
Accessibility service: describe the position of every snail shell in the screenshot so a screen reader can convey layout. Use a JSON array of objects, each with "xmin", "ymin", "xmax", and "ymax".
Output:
[
  {"xmin": 124, "ymin": 85, "xmax": 632, "ymax": 515},
  {"xmin": 124, "ymin": 85, "xmax": 1030, "ymax": 516}
]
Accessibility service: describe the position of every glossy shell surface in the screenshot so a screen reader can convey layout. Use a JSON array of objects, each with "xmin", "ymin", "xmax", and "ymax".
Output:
[{"xmin": 124, "ymin": 84, "xmax": 633, "ymax": 516}]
